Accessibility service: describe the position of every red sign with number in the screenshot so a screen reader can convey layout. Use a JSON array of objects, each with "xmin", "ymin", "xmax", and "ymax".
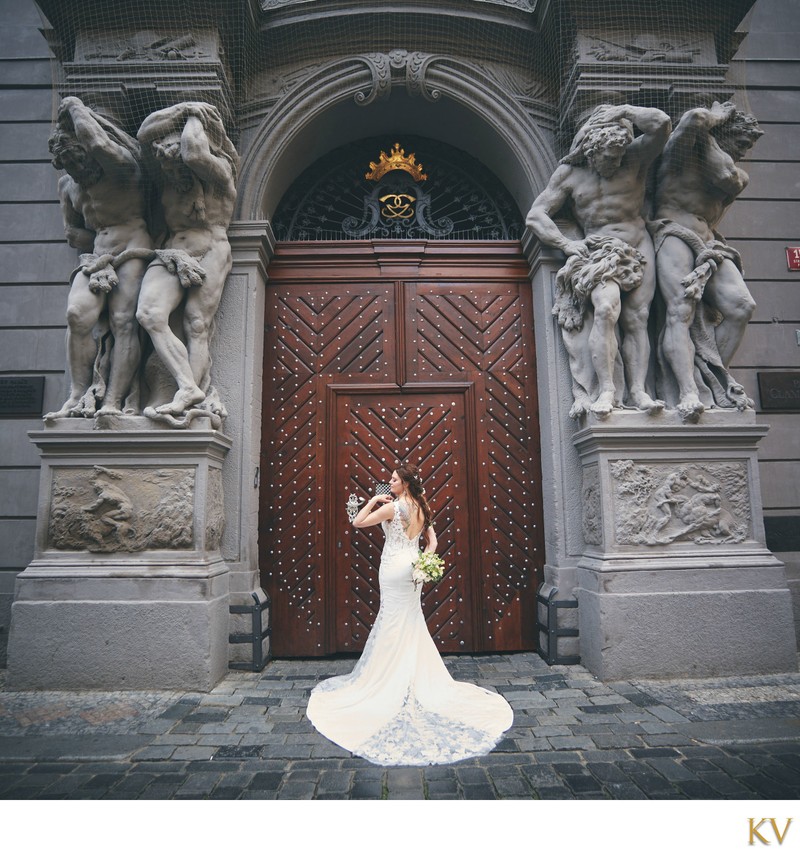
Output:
[{"xmin": 787, "ymin": 247, "xmax": 800, "ymax": 271}]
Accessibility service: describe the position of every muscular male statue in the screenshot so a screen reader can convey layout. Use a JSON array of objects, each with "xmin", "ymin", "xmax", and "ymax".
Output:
[
  {"xmin": 136, "ymin": 102, "xmax": 238, "ymax": 418},
  {"xmin": 526, "ymin": 104, "xmax": 671, "ymax": 418},
  {"xmin": 650, "ymin": 102, "xmax": 763, "ymax": 421},
  {"xmin": 46, "ymin": 97, "xmax": 152, "ymax": 418}
]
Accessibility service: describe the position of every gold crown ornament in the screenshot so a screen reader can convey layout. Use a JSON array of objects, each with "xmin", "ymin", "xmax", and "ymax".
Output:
[{"xmin": 365, "ymin": 143, "xmax": 428, "ymax": 182}]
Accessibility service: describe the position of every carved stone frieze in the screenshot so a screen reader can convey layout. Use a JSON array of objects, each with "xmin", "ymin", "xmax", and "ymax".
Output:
[
  {"xmin": 75, "ymin": 30, "xmax": 218, "ymax": 63},
  {"xmin": 582, "ymin": 464, "xmax": 602, "ymax": 546},
  {"xmin": 49, "ymin": 465, "xmax": 195, "ymax": 552},
  {"xmin": 205, "ymin": 468, "xmax": 225, "ymax": 550},
  {"xmin": 577, "ymin": 32, "xmax": 715, "ymax": 66},
  {"xmin": 609, "ymin": 460, "xmax": 750, "ymax": 547}
]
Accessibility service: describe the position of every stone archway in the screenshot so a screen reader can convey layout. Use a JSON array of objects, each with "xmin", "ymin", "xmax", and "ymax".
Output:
[
  {"xmin": 234, "ymin": 52, "xmax": 558, "ymax": 222},
  {"xmin": 228, "ymin": 55, "xmax": 562, "ymax": 656}
]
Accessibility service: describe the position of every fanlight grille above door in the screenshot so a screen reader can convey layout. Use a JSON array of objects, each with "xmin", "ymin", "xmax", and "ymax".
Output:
[{"xmin": 272, "ymin": 136, "xmax": 524, "ymax": 241}]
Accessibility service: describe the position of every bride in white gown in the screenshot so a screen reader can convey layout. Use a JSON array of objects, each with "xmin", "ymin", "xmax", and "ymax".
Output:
[{"xmin": 306, "ymin": 462, "xmax": 513, "ymax": 766}]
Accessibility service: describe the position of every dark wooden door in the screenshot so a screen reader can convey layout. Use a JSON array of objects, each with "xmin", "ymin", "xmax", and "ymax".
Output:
[
  {"xmin": 260, "ymin": 241, "xmax": 543, "ymax": 656},
  {"xmin": 334, "ymin": 389, "xmax": 475, "ymax": 653}
]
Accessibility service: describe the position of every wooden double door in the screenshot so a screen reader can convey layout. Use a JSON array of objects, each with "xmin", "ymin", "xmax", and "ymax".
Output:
[{"xmin": 260, "ymin": 241, "xmax": 544, "ymax": 656}]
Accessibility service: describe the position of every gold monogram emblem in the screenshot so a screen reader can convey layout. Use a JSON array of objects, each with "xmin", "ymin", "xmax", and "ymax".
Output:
[{"xmin": 379, "ymin": 193, "xmax": 416, "ymax": 219}]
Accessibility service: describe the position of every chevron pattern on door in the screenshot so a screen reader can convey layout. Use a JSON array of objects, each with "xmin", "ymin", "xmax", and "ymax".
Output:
[
  {"xmin": 261, "ymin": 241, "xmax": 543, "ymax": 656},
  {"xmin": 335, "ymin": 391, "xmax": 474, "ymax": 653},
  {"xmin": 407, "ymin": 282, "xmax": 542, "ymax": 651}
]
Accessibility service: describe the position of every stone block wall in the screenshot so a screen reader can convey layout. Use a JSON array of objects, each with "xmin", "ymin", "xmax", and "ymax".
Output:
[
  {"xmin": 724, "ymin": 0, "xmax": 800, "ymax": 640},
  {"xmin": 0, "ymin": 0, "xmax": 798, "ymax": 667},
  {"xmin": 0, "ymin": 0, "xmax": 66, "ymax": 665}
]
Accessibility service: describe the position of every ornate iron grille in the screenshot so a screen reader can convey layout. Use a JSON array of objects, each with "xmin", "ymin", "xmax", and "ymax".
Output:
[{"xmin": 272, "ymin": 136, "xmax": 524, "ymax": 241}]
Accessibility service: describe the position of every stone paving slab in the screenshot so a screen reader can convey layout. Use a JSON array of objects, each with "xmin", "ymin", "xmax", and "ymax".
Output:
[{"xmin": 1, "ymin": 654, "xmax": 799, "ymax": 800}]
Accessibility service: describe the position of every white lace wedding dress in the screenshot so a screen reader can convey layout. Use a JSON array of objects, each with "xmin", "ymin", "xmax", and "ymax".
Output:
[{"xmin": 306, "ymin": 500, "xmax": 513, "ymax": 766}]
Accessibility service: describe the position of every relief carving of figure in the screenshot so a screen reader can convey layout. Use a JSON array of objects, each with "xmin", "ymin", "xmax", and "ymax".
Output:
[
  {"xmin": 81, "ymin": 467, "xmax": 135, "ymax": 543},
  {"xmin": 136, "ymin": 102, "xmax": 239, "ymax": 426},
  {"xmin": 526, "ymin": 104, "xmax": 671, "ymax": 419},
  {"xmin": 45, "ymin": 97, "xmax": 153, "ymax": 419},
  {"xmin": 610, "ymin": 459, "xmax": 748, "ymax": 546},
  {"xmin": 650, "ymin": 102, "xmax": 763, "ymax": 421},
  {"xmin": 49, "ymin": 465, "xmax": 195, "ymax": 552}
]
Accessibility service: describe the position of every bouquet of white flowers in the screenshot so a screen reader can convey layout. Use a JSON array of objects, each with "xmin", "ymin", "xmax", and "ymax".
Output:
[{"xmin": 412, "ymin": 551, "xmax": 445, "ymax": 588}]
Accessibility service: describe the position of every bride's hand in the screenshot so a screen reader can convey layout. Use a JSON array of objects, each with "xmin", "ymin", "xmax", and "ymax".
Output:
[{"xmin": 373, "ymin": 494, "xmax": 393, "ymax": 505}]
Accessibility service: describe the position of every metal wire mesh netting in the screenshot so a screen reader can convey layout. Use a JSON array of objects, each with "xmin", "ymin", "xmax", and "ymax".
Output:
[{"xmin": 34, "ymin": 0, "xmax": 758, "ymax": 228}]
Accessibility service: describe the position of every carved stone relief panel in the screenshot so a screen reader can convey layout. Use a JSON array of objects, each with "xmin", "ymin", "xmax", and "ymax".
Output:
[
  {"xmin": 576, "ymin": 32, "xmax": 716, "ymax": 65},
  {"xmin": 49, "ymin": 465, "xmax": 195, "ymax": 552},
  {"xmin": 75, "ymin": 29, "xmax": 219, "ymax": 63},
  {"xmin": 206, "ymin": 468, "xmax": 225, "ymax": 550},
  {"xmin": 582, "ymin": 464, "xmax": 602, "ymax": 546},
  {"xmin": 609, "ymin": 460, "xmax": 750, "ymax": 547}
]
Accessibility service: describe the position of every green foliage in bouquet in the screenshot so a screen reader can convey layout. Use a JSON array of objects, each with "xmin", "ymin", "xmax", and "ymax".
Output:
[{"xmin": 412, "ymin": 551, "xmax": 445, "ymax": 587}]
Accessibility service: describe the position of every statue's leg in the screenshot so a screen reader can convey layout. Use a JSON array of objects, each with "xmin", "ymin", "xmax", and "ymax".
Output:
[
  {"xmin": 136, "ymin": 263, "xmax": 204, "ymax": 415},
  {"xmin": 97, "ymin": 258, "xmax": 146, "ymax": 415},
  {"xmin": 46, "ymin": 272, "xmax": 105, "ymax": 418},
  {"xmin": 656, "ymin": 237, "xmax": 704, "ymax": 422},
  {"xmin": 701, "ymin": 260, "xmax": 756, "ymax": 367},
  {"xmin": 182, "ymin": 248, "xmax": 230, "ymax": 396},
  {"xmin": 619, "ymin": 243, "xmax": 664, "ymax": 414},
  {"xmin": 588, "ymin": 281, "xmax": 621, "ymax": 418}
]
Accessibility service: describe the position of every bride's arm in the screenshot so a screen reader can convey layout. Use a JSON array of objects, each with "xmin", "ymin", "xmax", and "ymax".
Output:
[
  {"xmin": 352, "ymin": 495, "xmax": 394, "ymax": 528},
  {"xmin": 423, "ymin": 525, "xmax": 437, "ymax": 553}
]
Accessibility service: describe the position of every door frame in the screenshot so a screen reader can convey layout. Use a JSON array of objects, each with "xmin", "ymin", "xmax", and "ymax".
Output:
[
  {"xmin": 320, "ymin": 378, "xmax": 485, "ymax": 654},
  {"xmin": 259, "ymin": 240, "xmax": 546, "ymax": 656}
]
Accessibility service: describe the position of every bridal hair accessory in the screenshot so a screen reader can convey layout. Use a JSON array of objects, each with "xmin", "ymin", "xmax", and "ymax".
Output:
[{"xmin": 412, "ymin": 551, "xmax": 445, "ymax": 589}]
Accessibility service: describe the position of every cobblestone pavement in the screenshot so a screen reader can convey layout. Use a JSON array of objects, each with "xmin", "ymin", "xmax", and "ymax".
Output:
[{"xmin": 1, "ymin": 653, "xmax": 799, "ymax": 800}]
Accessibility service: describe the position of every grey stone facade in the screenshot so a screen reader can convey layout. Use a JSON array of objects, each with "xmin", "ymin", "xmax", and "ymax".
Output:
[{"xmin": 0, "ymin": 0, "xmax": 797, "ymax": 682}]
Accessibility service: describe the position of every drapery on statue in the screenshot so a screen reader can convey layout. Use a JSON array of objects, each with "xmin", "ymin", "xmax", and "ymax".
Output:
[
  {"xmin": 526, "ymin": 104, "xmax": 671, "ymax": 419},
  {"xmin": 136, "ymin": 102, "xmax": 239, "ymax": 426},
  {"xmin": 650, "ymin": 101, "xmax": 763, "ymax": 421},
  {"xmin": 45, "ymin": 97, "xmax": 153, "ymax": 419},
  {"xmin": 552, "ymin": 235, "xmax": 646, "ymax": 418}
]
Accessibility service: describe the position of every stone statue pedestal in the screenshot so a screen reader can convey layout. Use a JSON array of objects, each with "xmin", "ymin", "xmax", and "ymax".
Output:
[
  {"xmin": 6, "ymin": 417, "xmax": 232, "ymax": 690},
  {"xmin": 574, "ymin": 409, "xmax": 797, "ymax": 680}
]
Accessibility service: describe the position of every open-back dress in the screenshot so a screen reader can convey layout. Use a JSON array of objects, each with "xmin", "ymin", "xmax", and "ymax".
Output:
[{"xmin": 306, "ymin": 499, "xmax": 513, "ymax": 765}]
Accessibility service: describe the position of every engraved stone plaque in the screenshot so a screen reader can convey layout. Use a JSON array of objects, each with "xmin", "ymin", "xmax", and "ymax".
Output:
[
  {"xmin": 0, "ymin": 376, "xmax": 44, "ymax": 416},
  {"xmin": 758, "ymin": 372, "xmax": 800, "ymax": 411}
]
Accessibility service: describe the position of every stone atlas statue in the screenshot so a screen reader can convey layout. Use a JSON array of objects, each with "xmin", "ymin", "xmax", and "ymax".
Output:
[
  {"xmin": 650, "ymin": 101, "xmax": 763, "ymax": 421},
  {"xmin": 47, "ymin": 98, "xmax": 238, "ymax": 429},
  {"xmin": 526, "ymin": 103, "xmax": 671, "ymax": 419},
  {"xmin": 527, "ymin": 100, "xmax": 762, "ymax": 423},
  {"xmin": 46, "ymin": 97, "xmax": 152, "ymax": 420}
]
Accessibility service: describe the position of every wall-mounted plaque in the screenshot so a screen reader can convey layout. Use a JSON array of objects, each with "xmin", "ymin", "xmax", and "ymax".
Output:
[
  {"xmin": 758, "ymin": 371, "xmax": 800, "ymax": 411},
  {"xmin": 786, "ymin": 247, "xmax": 800, "ymax": 271},
  {"xmin": 0, "ymin": 376, "xmax": 44, "ymax": 416}
]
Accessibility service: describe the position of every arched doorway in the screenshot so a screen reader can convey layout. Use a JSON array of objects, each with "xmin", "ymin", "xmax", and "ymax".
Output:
[{"xmin": 259, "ymin": 137, "xmax": 545, "ymax": 656}]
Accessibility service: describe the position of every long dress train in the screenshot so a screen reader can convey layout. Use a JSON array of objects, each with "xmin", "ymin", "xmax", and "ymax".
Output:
[{"xmin": 306, "ymin": 500, "xmax": 513, "ymax": 766}]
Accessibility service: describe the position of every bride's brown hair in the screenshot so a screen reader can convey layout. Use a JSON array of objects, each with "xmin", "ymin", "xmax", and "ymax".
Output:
[{"xmin": 396, "ymin": 462, "xmax": 433, "ymax": 531}]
